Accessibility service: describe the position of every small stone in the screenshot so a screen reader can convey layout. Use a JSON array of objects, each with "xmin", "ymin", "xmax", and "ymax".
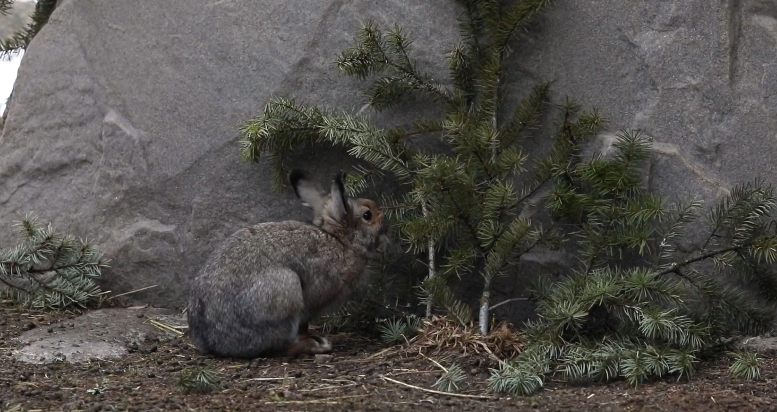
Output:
[
  {"xmin": 141, "ymin": 345, "xmax": 157, "ymax": 354},
  {"xmin": 281, "ymin": 390, "xmax": 301, "ymax": 399},
  {"xmin": 23, "ymin": 322, "xmax": 36, "ymax": 330},
  {"xmin": 470, "ymin": 368, "xmax": 478, "ymax": 375},
  {"xmin": 136, "ymin": 313, "xmax": 144, "ymax": 318},
  {"xmin": 314, "ymin": 354, "xmax": 333, "ymax": 363},
  {"xmin": 47, "ymin": 328, "xmax": 54, "ymax": 333}
]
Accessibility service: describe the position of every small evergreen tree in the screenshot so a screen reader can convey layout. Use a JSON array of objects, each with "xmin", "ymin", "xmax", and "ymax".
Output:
[
  {"xmin": 241, "ymin": 0, "xmax": 560, "ymax": 334},
  {"xmin": 0, "ymin": 215, "xmax": 108, "ymax": 309},
  {"xmin": 487, "ymin": 126, "xmax": 777, "ymax": 395},
  {"xmin": 239, "ymin": 0, "xmax": 777, "ymax": 395}
]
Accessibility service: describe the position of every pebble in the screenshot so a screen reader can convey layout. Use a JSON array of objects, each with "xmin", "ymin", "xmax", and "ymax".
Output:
[
  {"xmin": 141, "ymin": 345, "xmax": 158, "ymax": 354},
  {"xmin": 314, "ymin": 354, "xmax": 334, "ymax": 363}
]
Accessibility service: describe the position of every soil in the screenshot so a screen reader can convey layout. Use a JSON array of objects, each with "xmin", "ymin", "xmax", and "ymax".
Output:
[{"xmin": 1, "ymin": 305, "xmax": 776, "ymax": 412}]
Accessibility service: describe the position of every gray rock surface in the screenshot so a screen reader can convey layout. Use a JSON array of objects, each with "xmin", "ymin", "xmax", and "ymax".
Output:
[
  {"xmin": 14, "ymin": 307, "xmax": 185, "ymax": 364},
  {"xmin": 0, "ymin": 0, "xmax": 776, "ymax": 308}
]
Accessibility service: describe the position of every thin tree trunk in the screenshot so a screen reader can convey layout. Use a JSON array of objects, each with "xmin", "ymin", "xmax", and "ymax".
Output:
[
  {"xmin": 480, "ymin": 79, "xmax": 499, "ymax": 335},
  {"xmin": 479, "ymin": 279, "xmax": 491, "ymax": 335},
  {"xmin": 422, "ymin": 201, "xmax": 436, "ymax": 318}
]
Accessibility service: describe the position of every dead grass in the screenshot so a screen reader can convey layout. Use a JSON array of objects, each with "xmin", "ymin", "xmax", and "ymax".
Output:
[{"xmin": 404, "ymin": 317, "xmax": 525, "ymax": 362}]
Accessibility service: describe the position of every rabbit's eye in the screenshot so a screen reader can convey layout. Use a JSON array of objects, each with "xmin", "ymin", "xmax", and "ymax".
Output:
[{"xmin": 362, "ymin": 210, "xmax": 372, "ymax": 221}]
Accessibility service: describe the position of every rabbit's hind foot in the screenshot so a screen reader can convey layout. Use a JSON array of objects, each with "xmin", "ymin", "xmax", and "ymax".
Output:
[{"xmin": 286, "ymin": 335, "xmax": 332, "ymax": 357}]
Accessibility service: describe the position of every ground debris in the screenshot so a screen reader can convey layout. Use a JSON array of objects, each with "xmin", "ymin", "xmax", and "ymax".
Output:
[{"xmin": 1, "ymin": 305, "xmax": 776, "ymax": 411}]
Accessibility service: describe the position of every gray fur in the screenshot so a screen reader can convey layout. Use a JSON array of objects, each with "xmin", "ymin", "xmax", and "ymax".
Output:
[{"xmin": 188, "ymin": 170, "xmax": 385, "ymax": 358}]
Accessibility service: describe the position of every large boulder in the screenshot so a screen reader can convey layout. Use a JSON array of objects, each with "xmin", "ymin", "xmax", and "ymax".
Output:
[
  {"xmin": 0, "ymin": 0, "xmax": 459, "ymax": 308},
  {"xmin": 1, "ymin": 0, "xmax": 775, "ymax": 309}
]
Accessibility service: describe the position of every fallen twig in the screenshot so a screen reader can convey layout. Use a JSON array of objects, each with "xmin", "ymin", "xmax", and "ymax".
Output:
[
  {"xmin": 321, "ymin": 378, "xmax": 358, "ymax": 384},
  {"xmin": 109, "ymin": 285, "xmax": 158, "ymax": 299},
  {"xmin": 475, "ymin": 341, "xmax": 505, "ymax": 365},
  {"xmin": 389, "ymin": 370, "xmax": 438, "ymax": 376},
  {"xmin": 299, "ymin": 383, "xmax": 360, "ymax": 393},
  {"xmin": 241, "ymin": 377, "xmax": 294, "ymax": 382},
  {"xmin": 146, "ymin": 319, "xmax": 184, "ymax": 337},
  {"xmin": 379, "ymin": 375, "xmax": 498, "ymax": 400},
  {"xmin": 418, "ymin": 352, "xmax": 448, "ymax": 373},
  {"xmin": 366, "ymin": 347, "xmax": 395, "ymax": 360},
  {"xmin": 264, "ymin": 395, "xmax": 362, "ymax": 405}
]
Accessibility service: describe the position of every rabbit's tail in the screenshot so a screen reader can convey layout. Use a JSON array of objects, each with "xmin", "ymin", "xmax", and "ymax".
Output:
[
  {"xmin": 187, "ymin": 296, "xmax": 212, "ymax": 353},
  {"xmin": 188, "ymin": 267, "xmax": 313, "ymax": 358},
  {"xmin": 189, "ymin": 303, "xmax": 301, "ymax": 358}
]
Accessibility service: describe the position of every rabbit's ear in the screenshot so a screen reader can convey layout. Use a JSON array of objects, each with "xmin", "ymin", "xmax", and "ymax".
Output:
[
  {"xmin": 327, "ymin": 172, "xmax": 350, "ymax": 220},
  {"xmin": 290, "ymin": 169, "xmax": 326, "ymax": 222}
]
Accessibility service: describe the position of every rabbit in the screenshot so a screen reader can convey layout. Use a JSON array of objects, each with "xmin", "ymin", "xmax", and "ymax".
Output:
[{"xmin": 187, "ymin": 169, "xmax": 386, "ymax": 358}]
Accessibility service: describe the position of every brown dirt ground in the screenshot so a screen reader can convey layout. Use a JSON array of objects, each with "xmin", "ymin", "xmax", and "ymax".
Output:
[{"xmin": 1, "ymin": 305, "xmax": 776, "ymax": 412}]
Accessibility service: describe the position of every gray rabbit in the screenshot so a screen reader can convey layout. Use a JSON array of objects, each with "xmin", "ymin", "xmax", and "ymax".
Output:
[{"xmin": 187, "ymin": 170, "xmax": 386, "ymax": 358}]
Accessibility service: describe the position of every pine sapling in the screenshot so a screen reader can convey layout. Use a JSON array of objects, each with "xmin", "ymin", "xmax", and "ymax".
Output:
[
  {"xmin": 241, "ymin": 0, "xmax": 562, "ymax": 334},
  {"xmin": 488, "ymin": 128, "xmax": 777, "ymax": 395}
]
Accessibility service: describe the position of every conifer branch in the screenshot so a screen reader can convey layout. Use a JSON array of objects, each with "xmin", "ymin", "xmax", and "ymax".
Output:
[
  {"xmin": 655, "ymin": 245, "xmax": 745, "ymax": 278},
  {"xmin": 441, "ymin": 186, "xmax": 487, "ymax": 256},
  {"xmin": 490, "ymin": 297, "xmax": 529, "ymax": 310},
  {"xmin": 0, "ymin": 216, "xmax": 108, "ymax": 309},
  {"xmin": 0, "ymin": 0, "xmax": 13, "ymax": 17},
  {"xmin": 0, "ymin": 0, "xmax": 56, "ymax": 59}
]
